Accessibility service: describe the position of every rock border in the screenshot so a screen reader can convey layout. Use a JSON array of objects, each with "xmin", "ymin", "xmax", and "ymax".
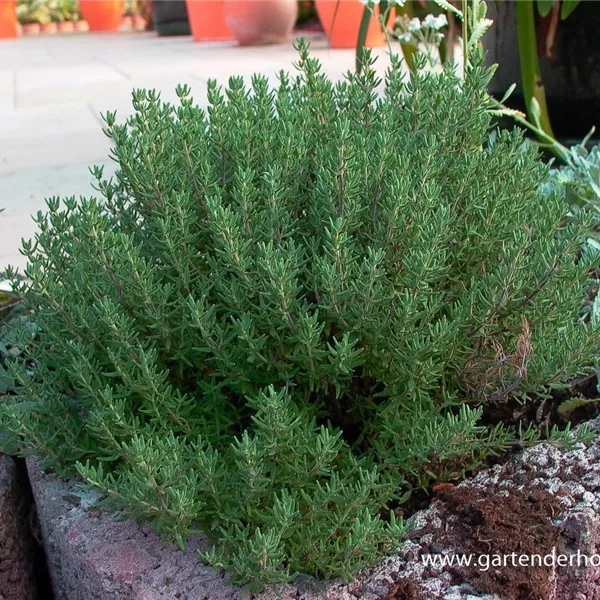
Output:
[
  {"xmin": 26, "ymin": 458, "xmax": 241, "ymax": 600},
  {"xmin": 25, "ymin": 417, "xmax": 600, "ymax": 600},
  {"xmin": 0, "ymin": 454, "xmax": 38, "ymax": 600}
]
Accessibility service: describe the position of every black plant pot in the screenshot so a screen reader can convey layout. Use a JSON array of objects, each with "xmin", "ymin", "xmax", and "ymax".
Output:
[
  {"xmin": 152, "ymin": 0, "xmax": 191, "ymax": 36},
  {"xmin": 483, "ymin": 0, "xmax": 600, "ymax": 141}
]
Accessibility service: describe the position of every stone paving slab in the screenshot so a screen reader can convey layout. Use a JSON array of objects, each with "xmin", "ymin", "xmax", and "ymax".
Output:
[
  {"xmin": 1, "ymin": 102, "xmax": 102, "ymax": 139},
  {"xmin": 16, "ymin": 62, "xmax": 128, "ymax": 99},
  {"xmin": 0, "ymin": 129, "xmax": 111, "ymax": 176},
  {"xmin": 0, "ymin": 71, "xmax": 13, "ymax": 111}
]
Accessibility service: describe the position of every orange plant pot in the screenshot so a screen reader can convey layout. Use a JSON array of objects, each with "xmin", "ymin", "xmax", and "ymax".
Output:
[
  {"xmin": 22, "ymin": 22, "xmax": 41, "ymax": 35},
  {"xmin": 79, "ymin": 0, "xmax": 124, "ymax": 32},
  {"xmin": 0, "ymin": 0, "xmax": 17, "ymax": 39},
  {"xmin": 42, "ymin": 22, "xmax": 58, "ymax": 34},
  {"xmin": 315, "ymin": 0, "xmax": 387, "ymax": 49},
  {"xmin": 185, "ymin": 0, "xmax": 232, "ymax": 41},
  {"xmin": 57, "ymin": 20, "xmax": 75, "ymax": 33},
  {"xmin": 75, "ymin": 19, "xmax": 90, "ymax": 32},
  {"xmin": 224, "ymin": 0, "xmax": 297, "ymax": 46}
]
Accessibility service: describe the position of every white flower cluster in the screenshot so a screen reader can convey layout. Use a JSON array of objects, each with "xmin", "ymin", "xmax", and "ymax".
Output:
[
  {"xmin": 399, "ymin": 13, "xmax": 447, "ymax": 31},
  {"xmin": 359, "ymin": 0, "xmax": 406, "ymax": 6},
  {"xmin": 423, "ymin": 13, "xmax": 448, "ymax": 30},
  {"xmin": 395, "ymin": 12, "xmax": 447, "ymax": 43},
  {"xmin": 393, "ymin": 11, "xmax": 448, "ymax": 56}
]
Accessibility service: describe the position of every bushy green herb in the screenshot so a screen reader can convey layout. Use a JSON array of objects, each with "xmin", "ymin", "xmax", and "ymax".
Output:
[
  {"xmin": 0, "ymin": 279, "xmax": 35, "ymax": 454},
  {"xmin": 0, "ymin": 292, "xmax": 21, "ymax": 396},
  {"xmin": 1, "ymin": 43, "xmax": 599, "ymax": 589}
]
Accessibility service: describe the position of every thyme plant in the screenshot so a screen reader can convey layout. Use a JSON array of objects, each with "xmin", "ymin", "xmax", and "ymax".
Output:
[{"xmin": 1, "ymin": 43, "xmax": 599, "ymax": 589}]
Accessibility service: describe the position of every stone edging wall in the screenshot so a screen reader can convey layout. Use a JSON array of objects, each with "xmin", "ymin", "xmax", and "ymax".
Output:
[
  {"xmin": 0, "ymin": 454, "xmax": 38, "ymax": 600},
  {"xmin": 24, "ymin": 417, "xmax": 600, "ymax": 600}
]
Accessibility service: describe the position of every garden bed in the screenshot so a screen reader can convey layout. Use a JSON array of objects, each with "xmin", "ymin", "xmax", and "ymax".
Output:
[{"xmin": 25, "ymin": 418, "xmax": 600, "ymax": 600}]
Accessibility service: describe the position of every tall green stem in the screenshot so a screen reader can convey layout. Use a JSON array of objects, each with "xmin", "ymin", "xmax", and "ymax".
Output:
[
  {"xmin": 356, "ymin": 7, "xmax": 371, "ymax": 72},
  {"xmin": 397, "ymin": 1, "xmax": 417, "ymax": 72},
  {"xmin": 462, "ymin": 0, "xmax": 468, "ymax": 71},
  {"xmin": 355, "ymin": 0, "xmax": 417, "ymax": 73},
  {"xmin": 515, "ymin": 0, "xmax": 555, "ymax": 139}
]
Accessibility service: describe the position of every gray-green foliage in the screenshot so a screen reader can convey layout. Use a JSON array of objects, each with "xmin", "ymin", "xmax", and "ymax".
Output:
[
  {"xmin": 1, "ymin": 43, "xmax": 599, "ymax": 589},
  {"xmin": 544, "ymin": 141, "xmax": 600, "ymax": 416},
  {"xmin": 544, "ymin": 142, "xmax": 600, "ymax": 222}
]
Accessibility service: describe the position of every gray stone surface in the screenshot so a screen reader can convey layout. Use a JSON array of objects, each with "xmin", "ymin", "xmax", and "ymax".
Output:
[{"xmin": 0, "ymin": 454, "xmax": 37, "ymax": 600}]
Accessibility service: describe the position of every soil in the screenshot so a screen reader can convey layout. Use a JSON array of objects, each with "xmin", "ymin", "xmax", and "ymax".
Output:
[
  {"xmin": 480, "ymin": 372, "xmax": 600, "ymax": 435},
  {"xmin": 386, "ymin": 578, "xmax": 425, "ymax": 600},
  {"xmin": 433, "ymin": 485, "xmax": 564, "ymax": 600},
  {"xmin": 384, "ymin": 465, "xmax": 578, "ymax": 600}
]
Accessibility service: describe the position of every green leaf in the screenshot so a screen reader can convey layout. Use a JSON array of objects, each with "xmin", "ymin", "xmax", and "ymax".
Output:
[
  {"xmin": 529, "ymin": 96, "xmax": 542, "ymax": 129},
  {"xmin": 355, "ymin": 6, "xmax": 372, "ymax": 74},
  {"xmin": 500, "ymin": 83, "xmax": 517, "ymax": 104},
  {"xmin": 557, "ymin": 397, "xmax": 600, "ymax": 415},
  {"xmin": 560, "ymin": 0, "xmax": 580, "ymax": 20},
  {"xmin": 431, "ymin": 0, "xmax": 463, "ymax": 17},
  {"xmin": 536, "ymin": 0, "xmax": 556, "ymax": 17},
  {"xmin": 0, "ymin": 363, "xmax": 15, "ymax": 394}
]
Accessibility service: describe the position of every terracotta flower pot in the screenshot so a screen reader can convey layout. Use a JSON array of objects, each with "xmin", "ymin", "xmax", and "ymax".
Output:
[
  {"xmin": 79, "ymin": 0, "xmax": 124, "ymax": 31},
  {"xmin": 22, "ymin": 22, "xmax": 41, "ymax": 35},
  {"xmin": 42, "ymin": 22, "xmax": 58, "ymax": 34},
  {"xmin": 57, "ymin": 20, "xmax": 75, "ymax": 33},
  {"xmin": 74, "ymin": 19, "xmax": 89, "ymax": 32},
  {"xmin": 0, "ymin": 0, "xmax": 17, "ymax": 38},
  {"xmin": 315, "ymin": 0, "xmax": 387, "ymax": 49},
  {"xmin": 185, "ymin": 0, "xmax": 232, "ymax": 41},
  {"xmin": 224, "ymin": 0, "xmax": 297, "ymax": 46},
  {"xmin": 133, "ymin": 14, "xmax": 146, "ymax": 30}
]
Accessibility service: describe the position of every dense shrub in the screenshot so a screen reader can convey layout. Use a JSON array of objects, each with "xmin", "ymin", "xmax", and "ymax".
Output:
[
  {"xmin": 1, "ymin": 43, "xmax": 599, "ymax": 589},
  {"xmin": 0, "ymin": 289, "xmax": 25, "ymax": 397},
  {"xmin": 0, "ymin": 274, "xmax": 34, "ymax": 453}
]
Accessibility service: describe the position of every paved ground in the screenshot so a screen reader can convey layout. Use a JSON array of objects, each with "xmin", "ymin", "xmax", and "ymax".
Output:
[{"xmin": 0, "ymin": 30, "xmax": 390, "ymax": 272}]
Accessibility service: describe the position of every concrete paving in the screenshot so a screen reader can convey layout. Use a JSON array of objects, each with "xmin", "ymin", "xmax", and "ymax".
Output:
[{"xmin": 0, "ymin": 30, "xmax": 391, "ymax": 272}]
